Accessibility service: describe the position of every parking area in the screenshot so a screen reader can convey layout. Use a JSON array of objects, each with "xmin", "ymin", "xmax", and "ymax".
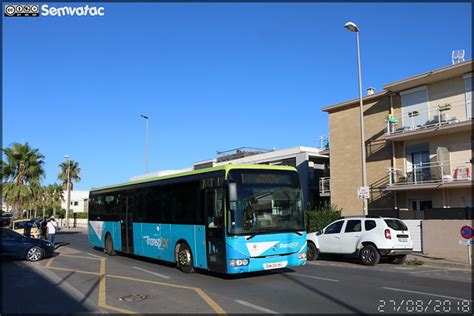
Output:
[{"xmin": 2, "ymin": 230, "xmax": 472, "ymax": 314}]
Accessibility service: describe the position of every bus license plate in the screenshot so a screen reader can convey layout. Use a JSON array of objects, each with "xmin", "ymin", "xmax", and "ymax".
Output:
[
  {"xmin": 398, "ymin": 238, "xmax": 407, "ymax": 242},
  {"xmin": 263, "ymin": 261, "xmax": 288, "ymax": 270}
]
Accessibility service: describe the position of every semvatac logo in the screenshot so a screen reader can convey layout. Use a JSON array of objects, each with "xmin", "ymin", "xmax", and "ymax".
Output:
[{"xmin": 4, "ymin": 4, "xmax": 105, "ymax": 17}]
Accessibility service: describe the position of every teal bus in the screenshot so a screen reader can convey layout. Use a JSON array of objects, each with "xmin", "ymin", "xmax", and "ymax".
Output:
[{"xmin": 88, "ymin": 165, "xmax": 307, "ymax": 274}]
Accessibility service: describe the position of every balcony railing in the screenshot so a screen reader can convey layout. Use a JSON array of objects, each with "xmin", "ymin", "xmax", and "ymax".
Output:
[
  {"xmin": 385, "ymin": 99, "xmax": 472, "ymax": 136},
  {"xmin": 387, "ymin": 160, "xmax": 472, "ymax": 187},
  {"xmin": 319, "ymin": 177, "xmax": 330, "ymax": 196}
]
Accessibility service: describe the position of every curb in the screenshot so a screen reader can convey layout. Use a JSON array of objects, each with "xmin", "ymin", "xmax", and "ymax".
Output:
[{"xmin": 406, "ymin": 256, "xmax": 472, "ymax": 270}]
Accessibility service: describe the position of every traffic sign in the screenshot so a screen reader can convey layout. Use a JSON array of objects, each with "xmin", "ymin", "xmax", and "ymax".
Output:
[
  {"xmin": 357, "ymin": 186, "xmax": 370, "ymax": 200},
  {"xmin": 460, "ymin": 225, "xmax": 473, "ymax": 239}
]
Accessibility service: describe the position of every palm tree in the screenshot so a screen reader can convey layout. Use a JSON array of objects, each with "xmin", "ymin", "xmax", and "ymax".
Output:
[
  {"xmin": 1, "ymin": 143, "xmax": 45, "ymax": 218},
  {"xmin": 47, "ymin": 183, "xmax": 64, "ymax": 218},
  {"xmin": 58, "ymin": 160, "xmax": 81, "ymax": 190}
]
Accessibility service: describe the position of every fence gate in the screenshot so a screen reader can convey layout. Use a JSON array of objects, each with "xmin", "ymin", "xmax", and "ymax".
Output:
[{"xmin": 402, "ymin": 220, "xmax": 422, "ymax": 252}]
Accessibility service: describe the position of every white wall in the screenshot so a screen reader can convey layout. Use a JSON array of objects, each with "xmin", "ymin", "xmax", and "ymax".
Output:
[{"xmin": 61, "ymin": 190, "xmax": 89, "ymax": 213}]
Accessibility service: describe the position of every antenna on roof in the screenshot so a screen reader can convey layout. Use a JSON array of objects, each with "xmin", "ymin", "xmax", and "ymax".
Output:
[{"xmin": 452, "ymin": 49, "xmax": 465, "ymax": 64}]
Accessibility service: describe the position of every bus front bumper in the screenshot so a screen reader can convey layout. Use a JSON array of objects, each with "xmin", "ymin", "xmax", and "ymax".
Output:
[{"xmin": 226, "ymin": 253, "xmax": 307, "ymax": 274}]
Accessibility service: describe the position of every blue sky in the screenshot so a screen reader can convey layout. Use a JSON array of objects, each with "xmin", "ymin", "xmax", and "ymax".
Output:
[{"xmin": 3, "ymin": 2, "xmax": 472, "ymax": 190}]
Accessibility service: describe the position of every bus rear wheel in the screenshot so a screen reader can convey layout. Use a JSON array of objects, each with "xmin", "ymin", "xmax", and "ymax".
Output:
[
  {"xmin": 104, "ymin": 234, "xmax": 116, "ymax": 256},
  {"xmin": 177, "ymin": 243, "xmax": 194, "ymax": 273}
]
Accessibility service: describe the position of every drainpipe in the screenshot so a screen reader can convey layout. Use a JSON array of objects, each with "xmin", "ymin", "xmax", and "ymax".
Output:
[{"xmin": 389, "ymin": 94, "xmax": 398, "ymax": 209}]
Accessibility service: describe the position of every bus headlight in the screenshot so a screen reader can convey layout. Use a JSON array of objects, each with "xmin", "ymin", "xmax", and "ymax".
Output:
[
  {"xmin": 229, "ymin": 259, "xmax": 249, "ymax": 267},
  {"xmin": 298, "ymin": 252, "xmax": 307, "ymax": 260}
]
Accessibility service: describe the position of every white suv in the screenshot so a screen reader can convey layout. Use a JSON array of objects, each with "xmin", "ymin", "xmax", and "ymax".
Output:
[{"xmin": 306, "ymin": 216, "xmax": 413, "ymax": 266}]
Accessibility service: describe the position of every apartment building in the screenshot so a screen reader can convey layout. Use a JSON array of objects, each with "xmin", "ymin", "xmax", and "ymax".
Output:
[{"xmin": 322, "ymin": 60, "xmax": 472, "ymax": 216}]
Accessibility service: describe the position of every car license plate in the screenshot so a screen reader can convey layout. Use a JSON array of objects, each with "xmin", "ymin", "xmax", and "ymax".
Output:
[
  {"xmin": 263, "ymin": 261, "xmax": 288, "ymax": 270},
  {"xmin": 398, "ymin": 238, "xmax": 407, "ymax": 242}
]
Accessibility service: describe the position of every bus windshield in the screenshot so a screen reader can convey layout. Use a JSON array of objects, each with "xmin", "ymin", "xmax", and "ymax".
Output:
[{"xmin": 227, "ymin": 169, "xmax": 304, "ymax": 235}]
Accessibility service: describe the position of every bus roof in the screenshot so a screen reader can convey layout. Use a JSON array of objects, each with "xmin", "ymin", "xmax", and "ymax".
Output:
[{"xmin": 90, "ymin": 164, "xmax": 297, "ymax": 193}]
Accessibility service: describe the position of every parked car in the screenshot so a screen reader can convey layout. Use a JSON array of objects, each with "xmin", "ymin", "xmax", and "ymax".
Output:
[
  {"xmin": 0, "ymin": 228, "xmax": 54, "ymax": 262},
  {"xmin": 307, "ymin": 216, "xmax": 413, "ymax": 266},
  {"xmin": 12, "ymin": 219, "xmax": 41, "ymax": 239}
]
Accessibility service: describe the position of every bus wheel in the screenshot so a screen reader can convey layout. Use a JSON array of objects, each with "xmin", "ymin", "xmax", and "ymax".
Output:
[
  {"xmin": 177, "ymin": 243, "xmax": 194, "ymax": 273},
  {"xmin": 104, "ymin": 234, "xmax": 116, "ymax": 256}
]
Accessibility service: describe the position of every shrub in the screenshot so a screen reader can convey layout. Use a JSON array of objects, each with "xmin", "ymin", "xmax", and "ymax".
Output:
[
  {"xmin": 72, "ymin": 212, "xmax": 88, "ymax": 219},
  {"xmin": 305, "ymin": 204, "xmax": 342, "ymax": 233}
]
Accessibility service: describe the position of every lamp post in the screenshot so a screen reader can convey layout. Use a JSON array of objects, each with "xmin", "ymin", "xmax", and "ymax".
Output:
[
  {"xmin": 140, "ymin": 114, "xmax": 149, "ymax": 174},
  {"xmin": 64, "ymin": 155, "xmax": 71, "ymax": 228},
  {"xmin": 345, "ymin": 21, "xmax": 368, "ymax": 215}
]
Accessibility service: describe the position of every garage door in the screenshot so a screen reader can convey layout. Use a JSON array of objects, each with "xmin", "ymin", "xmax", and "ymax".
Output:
[{"xmin": 403, "ymin": 220, "xmax": 422, "ymax": 252}]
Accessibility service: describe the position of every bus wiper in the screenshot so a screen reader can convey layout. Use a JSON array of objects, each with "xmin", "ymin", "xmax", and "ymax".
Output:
[{"xmin": 245, "ymin": 234, "xmax": 257, "ymax": 240}]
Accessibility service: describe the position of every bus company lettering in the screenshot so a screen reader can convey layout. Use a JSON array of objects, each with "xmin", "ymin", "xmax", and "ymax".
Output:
[
  {"xmin": 144, "ymin": 236, "xmax": 169, "ymax": 249},
  {"xmin": 279, "ymin": 242, "xmax": 298, "ymax": 249}
]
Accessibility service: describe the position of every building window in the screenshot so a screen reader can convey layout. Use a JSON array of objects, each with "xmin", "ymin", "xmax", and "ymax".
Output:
[
  {"xmin": 401, "ymin": 86, "xmax": 429, "ymax": 128},
  {"xmin": 73, "ymin": 201, "xmax": 79, "ymax": 206},
  {"xmin": 405, "ymin": 143, "xmax": 430, "ymax": 183}
]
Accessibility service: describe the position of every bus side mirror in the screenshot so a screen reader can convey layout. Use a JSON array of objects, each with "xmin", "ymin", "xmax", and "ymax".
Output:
[{"xmin": 228, "ymin": 183, "xmax": 237, "ymax": 202}]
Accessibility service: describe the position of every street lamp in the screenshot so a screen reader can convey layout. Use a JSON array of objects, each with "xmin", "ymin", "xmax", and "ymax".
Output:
[
  {"xmin": 345, "ymin": 21, "xmax": 368, "ymax": 215},
  {"xmin": 64, "ymin": 155, "xmax": 71, "ymax": 228},
  {"xmin": 140, "ymin": 114, "xmax": 149, "ymax": 174}
]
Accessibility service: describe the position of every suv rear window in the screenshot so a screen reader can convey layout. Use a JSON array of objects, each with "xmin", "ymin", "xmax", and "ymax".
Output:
[
  {"xmin": 364, "ymin": 220, "xmax": 376, "ymax": 231},
  {"xmin": 384, "ymin": 219, "xmax": 408, "ymax": 231}
]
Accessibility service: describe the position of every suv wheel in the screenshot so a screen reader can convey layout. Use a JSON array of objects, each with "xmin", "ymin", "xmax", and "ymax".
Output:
[
  {"xmin": 359, "ymin": 245, "xmax": 380, "ymax": 266},
  {"xmin": 307, "ymin": 242, "xmax": 319, "ymax": 261}
]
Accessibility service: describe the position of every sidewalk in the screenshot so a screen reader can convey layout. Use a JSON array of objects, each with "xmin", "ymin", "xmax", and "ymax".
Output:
[{"xmin": 407, "ymin": 252, "xmax": 472, "ymax": 270}]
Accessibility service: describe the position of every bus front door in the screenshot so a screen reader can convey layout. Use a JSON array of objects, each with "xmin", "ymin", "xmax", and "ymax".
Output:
[
  {"xmin": 120, "ymin": 196, "xmax": 134, "ymax": 254},
  {"xmin": 204, "ymin": 188, "xmax": 226, "ymax": 273}
]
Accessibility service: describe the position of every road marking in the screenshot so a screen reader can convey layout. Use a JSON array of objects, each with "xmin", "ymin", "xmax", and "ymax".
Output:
[
  {"xmin": 133, "ymin": 266, "xmax": 170, "ymax": 279},
  {"xmin": 291, "ymin": 273, "xmax": 340, "ymax": 282},
  {"xmin": 235, "ymin": 300, "xmax": 278, "ymax": 314},
  {"xmin": 61, "ymin": 254, "xmax": 101, "ymax": 261},
  {"xmin": 49, "ymin": 266, "xmax": 100, "ymax": 276},
  {"xmin": 98, "ymin": 258, "xmax": 136, "ymax": 314},
  {"xmin": 87, "ymin": 252, "xmax": 106, "ymax": 259},
  {"xmin": 108, "ymin": 274, "xmax": 194, "ymax": 289},
  {"xmin": 45, "ymin": 257, "xmax": 55, "ymax": 268},
  {"xmin": 108, "ymin": 274, "xmax": 226, "ymax": 314},
  {"xmin": 194, "ymin": 288, "xmax": 227, "ymax": 314},
  {"xmin": 382, "ymin": 287, "xmax": 473, "ymax": 302}
]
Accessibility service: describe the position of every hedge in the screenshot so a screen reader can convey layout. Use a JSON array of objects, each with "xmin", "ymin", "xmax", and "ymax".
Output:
[{"xmin": 305, "ymin": 204, "xmax": 342, "ymax": 233}]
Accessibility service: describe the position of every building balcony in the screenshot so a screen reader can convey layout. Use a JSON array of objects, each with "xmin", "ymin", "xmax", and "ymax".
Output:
[
  {"xmin": 385, "ymin": 99, "xmax": 472, "ymax": 141},
  {"xmin": 386, "ymin": 160, "xmax": 472, "ymax": 191},
  {"xmin": 319, "ymin": 177, "xmax": 330, "ymax": 196}
]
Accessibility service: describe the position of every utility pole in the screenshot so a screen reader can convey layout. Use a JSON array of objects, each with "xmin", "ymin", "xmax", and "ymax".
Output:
[
  {"xmin": 345, "ymin": 21, "xmax": 368, "ymax": 215},
  {"xmin": 140, "ymin": 114, "xmax": 149, "ymax": 174}
]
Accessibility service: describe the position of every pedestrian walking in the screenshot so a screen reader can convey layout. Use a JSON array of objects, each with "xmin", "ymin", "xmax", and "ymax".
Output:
[
  {"xmin": 40, "ymin": 217, "xmax": 48, "ymax": 239},
  {"xmin": 23, "ymin": 220, "xmax": 33, "ymax": 238},
  {"xmin": 46, "ymin": 217, "xmax": 58, "ymax": 245}
]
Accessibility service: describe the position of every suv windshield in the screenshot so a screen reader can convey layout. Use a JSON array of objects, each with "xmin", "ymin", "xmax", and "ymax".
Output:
[
  {"xmin": 384, "ymin": 219, "xmax": 408, "ymax": 231},
  {"xmin": 227, "ymin": 169, "xmax": 304, "ymax": 235}
]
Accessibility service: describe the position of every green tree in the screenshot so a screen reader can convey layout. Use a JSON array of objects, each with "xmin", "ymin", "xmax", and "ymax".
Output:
[
  {"xmin": 1, "ymin": 142, "xmax": 45, "ymax": 218},
  {"xmin": 46, "ymin": 183, "xmax": 64, "ymax": 218},
  {"xmin": 58, "ymin": 160, "xmax": 81, "ymax": 190}
]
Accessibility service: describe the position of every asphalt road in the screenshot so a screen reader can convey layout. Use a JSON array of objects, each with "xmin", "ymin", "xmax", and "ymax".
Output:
[{"xmin": 3, "ymin": 229, "xmax": 473, "ymax": 314}]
